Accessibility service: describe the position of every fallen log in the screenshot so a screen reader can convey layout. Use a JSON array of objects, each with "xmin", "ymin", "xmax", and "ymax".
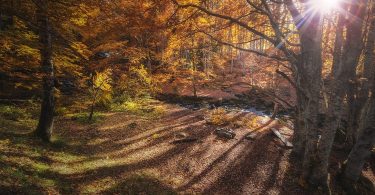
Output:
[{"xmin": 271, "ymin": 128, "xmax": 293, "ymax": 148}]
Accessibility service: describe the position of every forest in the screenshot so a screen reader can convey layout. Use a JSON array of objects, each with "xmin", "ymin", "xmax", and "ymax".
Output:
[{"xmin": 0, "ymin": 0, "xmax": 374, "ymax": 194}]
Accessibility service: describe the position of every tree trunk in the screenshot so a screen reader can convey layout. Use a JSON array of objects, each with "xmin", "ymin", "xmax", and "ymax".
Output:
[
  {"xmin": 331, "ymin": 7, "xmax": 346, "ymax": 77},
  {"xmin": 294, "ymin": 12, "xmax": 324, "ymax": 186},
  {"xmin": 347, "ymin": 2, "xmax": 375, "ymax": 147},
  {"xmin": 89, "ymin": 101, "xmax": 95, "ymax": 121},
  {"xmin": 292, "ymin": 83, "xmax": 307, "ymax": 156},
  {"xmin": 192, "ymin": 63, "xmax": 197, "ymax": 98},
  {"xmin": 343, "ymin": 93, "xmax": 375, "ymax": 182},
  {"xmin": 35, "ymin": 1, "xmax": 55, "ymax": 142},
  {"xmin": 310, "ymin": 0, "xmax": 368, "ymax": 187}
]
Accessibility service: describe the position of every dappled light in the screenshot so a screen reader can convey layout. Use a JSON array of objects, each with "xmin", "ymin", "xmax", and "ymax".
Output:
[{"xmin": 1, "ymin": 0, "xmax": 374, "ymax": 194}]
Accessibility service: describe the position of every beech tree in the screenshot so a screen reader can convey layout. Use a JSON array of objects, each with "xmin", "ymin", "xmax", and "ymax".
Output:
[
  {"xmin": 312, "ymin": 0, "xmax": 369, "ymax": 187},
  {"xmin": 0, "ymin": 0, "xmax": 94, "ymax": 141},
  {"xmin": 172, "ymin": 0, "xmax": 373, "ymax": 191},
  {"xmin": 343, "ymin": 0, "xmax": 375, "ymax": 185}
]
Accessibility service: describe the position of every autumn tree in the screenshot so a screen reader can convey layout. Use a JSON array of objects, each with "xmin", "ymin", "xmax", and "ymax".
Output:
[
  {"xmin": 0, "ymin": 0, "xmax": 96, "ymax": 141},
  {"xmin": 172, "ymin": 0, "xmax": 373, "ymax": 191}
]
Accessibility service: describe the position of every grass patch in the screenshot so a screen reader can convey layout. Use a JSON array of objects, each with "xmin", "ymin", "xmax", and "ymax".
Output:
[
  {"xmin": 67, "ymin": 112, "xmax": 105, "ymax": 124},
  {"xmin": 50, "ymin": 136, "xmax": 69, "ymax": 149},
  {"xmin": 0, "ymin": 102, "xmax": 39, "ymax": 133},
  {"xmin": 0, "ymin": 105, "xmax": 31, "ymax": 121},
  {"xmin": 0, "ymin": 132, "xmax": 86, "ymax": 194}
]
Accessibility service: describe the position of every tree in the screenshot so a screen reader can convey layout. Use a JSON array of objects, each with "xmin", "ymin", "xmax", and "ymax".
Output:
[
  {"xmin": 342, "ymin": 0, "xmax": 375, "ymax": 188},
  {"xmin": 172, "ymin": 0, "xmax": 328, "ymax": 187},
  {"xmin": 34, "ymin": 0, "xmax": 55, "ymax": 141},
  {"xmin": 346, "ymin": 1, "xmax": 375, "ymax": 146},
  {"xmin": 1, "ymin": 0, "xmax": 95, "ymax": 141},
  {"xmin": 311, "ymin": 0, "xmax": 368, "ymax": 187}
]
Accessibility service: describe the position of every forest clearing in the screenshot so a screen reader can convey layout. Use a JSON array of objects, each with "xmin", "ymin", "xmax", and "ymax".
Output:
[{"xmin": 1, "ymin": 0, "xmax": 375, "ymax": 194}]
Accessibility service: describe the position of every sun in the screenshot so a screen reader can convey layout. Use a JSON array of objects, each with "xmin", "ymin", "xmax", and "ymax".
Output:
[{"xmin": 310, "ymin": 0, "xmax": 341, "ymax": 13}]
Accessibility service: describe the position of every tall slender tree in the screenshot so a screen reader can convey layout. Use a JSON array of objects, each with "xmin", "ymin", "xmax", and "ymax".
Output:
[{"xmin": 34, "ymin": 0, "xmax": 55, "ymax": 141}]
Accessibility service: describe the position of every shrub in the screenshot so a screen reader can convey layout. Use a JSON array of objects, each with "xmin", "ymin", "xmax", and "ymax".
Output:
[
  {"xmin": 0, "ymin": 105, "xmax": 30, "ymax": 121},
  {"xmin": 111, "ymin": 98, "xmax": 166, "ymax": 118},
  {"xmin": 206, "ymin": 108, "xmax": 231, "ymax": 126}
]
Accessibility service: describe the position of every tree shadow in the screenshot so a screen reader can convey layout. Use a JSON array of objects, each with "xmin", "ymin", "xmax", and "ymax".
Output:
[
  {"xmin": 101, "ymin": 174, "xmax": 177, "ymax": 195},
  {"xmin": 1, "ymin": 105, "xmax": 306, "ymax": 194},
  {"xmin": 176, "ymin": 120, "xmax": 278, "ymax": 192},
  {"xmin": 198, "ymin": 135, "xmax": 284, "ymax": 194}
]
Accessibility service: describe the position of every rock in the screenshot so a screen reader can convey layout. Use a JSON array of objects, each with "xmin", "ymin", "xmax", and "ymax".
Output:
[
  {"xmin": 128, "ymin": 122, "xmax": 137, "ymax": 129},
  {"xmin": 245, "ymin": 132, "xmax": 258, "ymax": 140},
  {"xmin": 215, "ymin": 128, "xmax": 236, "ymax": 139}
]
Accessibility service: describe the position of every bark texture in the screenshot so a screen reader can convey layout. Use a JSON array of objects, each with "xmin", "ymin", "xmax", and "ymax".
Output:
[
  {"xmin": 311, "ymin": 0, "xmax": 368, "ymax": 186},
  {"xmin": 344, "ymin": 94, "xmax": 375, "ymax": 182},
  {"xmin": 343, "ymin": 0, "xmax": 375, "ymax": 183},
  {"xmin": 294, "ymin": 12, "xmax": 323, "ymax": 184},
  {"xmin": 331, "ymin": 8, "xmax": 346, "ymax": 78},
  {"xmin": 347, "ymin": 2, "xmax": 375, "ymax": 146},
  {"xmin": 35, "ymin": 1, "xmax": 55, "ymax": 142}
]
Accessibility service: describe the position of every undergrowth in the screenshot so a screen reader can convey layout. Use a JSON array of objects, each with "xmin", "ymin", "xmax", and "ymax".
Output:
[
  {"xmin": 111, "ymin": 98, "xmax": 166, "ymax": 118},
  {"xmin": 206, "ymin": 108, "xmax": 231, "ymax": 126}
]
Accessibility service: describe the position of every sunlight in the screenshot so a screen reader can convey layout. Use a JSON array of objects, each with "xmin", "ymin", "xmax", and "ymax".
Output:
[{"xmin": 310, "ymin": 0, "xmax": 342, "ymax": 13}]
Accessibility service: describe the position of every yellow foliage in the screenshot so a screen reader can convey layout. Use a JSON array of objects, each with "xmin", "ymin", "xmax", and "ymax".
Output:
[
  {"xmin": 91, "ymin": 69, "xmax": 113, "ymax": 106},
  {"xmin": 206, "ymin": 108, "xmax": 231, "ymax": 126}
]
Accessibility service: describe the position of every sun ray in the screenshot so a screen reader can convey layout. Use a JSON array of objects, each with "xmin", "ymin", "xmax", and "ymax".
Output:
[{"xmin": 308, "ymin": 0, "xmax": 342, "ymax": 14}]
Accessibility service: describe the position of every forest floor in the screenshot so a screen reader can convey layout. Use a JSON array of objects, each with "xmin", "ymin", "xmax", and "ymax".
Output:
[{"xmin": 0, "ymin": 99, "xmax": 374, "ymax": 194}]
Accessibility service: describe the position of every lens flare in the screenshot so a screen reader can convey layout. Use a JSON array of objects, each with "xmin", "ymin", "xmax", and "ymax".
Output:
[{"xmin": 310, "ymin": 0, "xmax": 341, "ymax": 13}]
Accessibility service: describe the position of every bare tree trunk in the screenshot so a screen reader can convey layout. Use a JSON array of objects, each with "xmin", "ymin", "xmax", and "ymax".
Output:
[
  {"xmin": 361, "ymin": 4, "xmax": 375, "ymax": 93},
  {"xmin": 331, "ymin": 9, "xmax": 346, "ymax": 77},
  {"xmin": 310, "ymin": 0, "xmax": 368, "ymax": 188},
  {"xmin": 146, "ymin": 49, "xmax": 152, "ymax": 73},
  {"xmin": 343, "ymin": 93, "xmax": 375, "ymax": 182},
  {"xmin": 294, "ymin": 12, "xmax": 324, "ymax": 186},
  {"xmin": 35, "ymin": 1, "xmax": 55, "ymax": 142},
  {"xmin": 347, "ymin": 3, "xmax": 375, "ymax": 147},
  {"xmin": 292, "ymin": 85, "xmax": 307, "ymax": 156}
]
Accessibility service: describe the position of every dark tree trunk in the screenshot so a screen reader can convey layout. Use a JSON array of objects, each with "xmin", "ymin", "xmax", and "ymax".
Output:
[
  {"xmin": 292, "ymin": 83, "xmax": 307, "ymax": 156},
  {"xmin": 343, "ymin": 49, "xmax": 375, "ymax": 182},
  {"xmin": 331, "ymin": 6, "xmax": 346, "ymax": 77},
  {"xmin": 310, "ymin": 0, "xmax": 368, "ymax": 188},
  {"xmin": 192, "ymin": 63, "xmax": 197, "ymax": 98},
  {"xmin": 344, "ymin": 93, "xmax": 375, "ymax": 182},
  {"xmin": 285, "ymin": 1, "xmax": 324, "ymax": 183},
  {"xmin": 89, "ymin": 100, "xmax": 95, "ymax": 121},
  {"xmin": 35, "ymin": 1, "xmax": 55, "ymax": 142},
  {"xmin": 347, "ymin": 3, "xmax": 375, "ymax": 147},
  {"xmin": 294, "ymin": 12, "xmax": 324, "ymax": 186}
]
